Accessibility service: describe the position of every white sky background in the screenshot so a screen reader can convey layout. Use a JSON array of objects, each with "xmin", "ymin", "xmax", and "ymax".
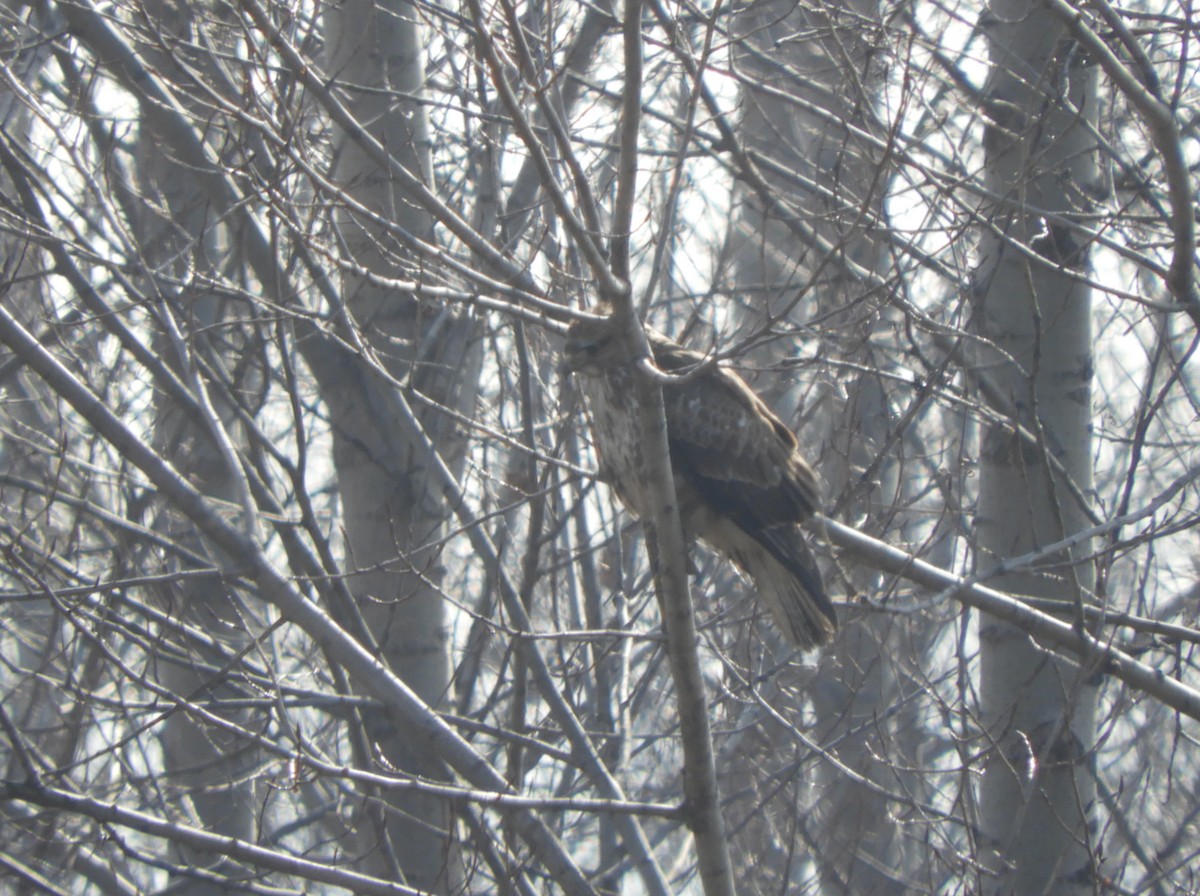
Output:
[
  {"xmin": 3, "ymin": 0, "xmax": 1198, "ymax": 889},
  {"xmin": 426, "ymin": 0, "xmax": 1200, "ymax": 616}
]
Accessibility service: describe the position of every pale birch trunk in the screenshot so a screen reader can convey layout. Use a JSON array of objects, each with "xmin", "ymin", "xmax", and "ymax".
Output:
[
  {"xmin": 129, "ymin": 4, "xmax": 264, "ymax": 890},
  {"xmin": 320, "ymin": 1, "xmax": 479, "ymax": 889},
  {"xmin": 975, "ymin": 2, "xmax": 1100, "ymax": 891},
  {"xmin": 726, "ymin": 1, "xmax": 908, "ymax": 891},
  {"xmin": 0, "ymin": 2, "xmax": 73, "ymax": 875}
]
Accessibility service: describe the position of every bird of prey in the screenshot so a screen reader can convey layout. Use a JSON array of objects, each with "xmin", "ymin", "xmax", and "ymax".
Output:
[{"xmin": 563, "ymin": 315, "xmax": 837, "ymax": 648}]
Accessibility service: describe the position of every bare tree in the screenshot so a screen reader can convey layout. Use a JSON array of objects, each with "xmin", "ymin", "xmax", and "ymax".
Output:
[
  {"xmin": 972, "ymin": 0, "xmax": 1100, "ymax": 890},
  {"xmin": 312, "ymin": 1, "xmax": 479, "ymax": 887},
  {"xmin": 1, "ymin": 1, "xmax": 1198, "ymax": 894},
  {"xmin": 720, "ymin": 0, "xmax": 915, "ymax": 891}
]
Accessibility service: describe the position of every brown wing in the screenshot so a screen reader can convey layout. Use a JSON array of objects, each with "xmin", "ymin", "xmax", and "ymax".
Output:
[
  {"xmin": 648, "ymin": 332, "xmax": 835, "ymax": 644},
  {"xmin": 649, "ymin": 332, "xmax": 820, "ymax": 526}
]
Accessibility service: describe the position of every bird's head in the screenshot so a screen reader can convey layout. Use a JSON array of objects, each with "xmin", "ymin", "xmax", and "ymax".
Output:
[{"xmin": 562, "ymin": 316, "xmax": 622, "ymax": 376}]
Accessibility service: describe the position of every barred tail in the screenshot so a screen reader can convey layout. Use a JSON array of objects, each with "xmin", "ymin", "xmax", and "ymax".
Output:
[{"xmin": 730, "ymin": 525, "xmax": 837, "ymax": 648}]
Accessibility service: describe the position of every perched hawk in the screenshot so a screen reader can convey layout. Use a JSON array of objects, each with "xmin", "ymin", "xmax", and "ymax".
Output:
[{"xmin": 563, "ymin": 316, "xmax": 837, "ymax": 648}]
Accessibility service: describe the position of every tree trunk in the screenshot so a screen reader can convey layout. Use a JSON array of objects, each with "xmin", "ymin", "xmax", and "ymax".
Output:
[
  {"xmin": 975, "ymin": 2, "xmax": 1100, "ymax": 891},
  {"xmin": 0, "ymin": 4, "xmax": 80, "ymax": 882},
  {"xmin": 727, "ymin": 0, "xmax": 909, "ymax": 891},
  {"xmin": 131, "ymin": 4, "xmax": 265, "ymax": 890},
  {"xmin": 320, "ymin": 1, "xmax": 480, "ymax": 889}
]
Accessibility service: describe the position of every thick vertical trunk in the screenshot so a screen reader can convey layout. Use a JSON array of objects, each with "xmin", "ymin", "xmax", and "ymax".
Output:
[
  {"xmin": 129, "ymin": 4, "xmax": 264, "ymax": 891},
  {"xmin": 321, "ymin": 2, "xmax": 478, "ymax": 889},
  {"xmin": 727, "ymin": 1, "xmax": 907, "ymax": 892},
  {"xmin": 975, "ymin": 3, "xmax": 1099, "ymax": 891},
  {"xmin": 0, "ymin": 3, "xmax": 77, "ymax": 876}
]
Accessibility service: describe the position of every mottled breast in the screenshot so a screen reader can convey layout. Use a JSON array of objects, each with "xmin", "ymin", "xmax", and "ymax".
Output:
[{"xmin": 578, "ymin": 366, "xmax": 651, "ymax": 517}]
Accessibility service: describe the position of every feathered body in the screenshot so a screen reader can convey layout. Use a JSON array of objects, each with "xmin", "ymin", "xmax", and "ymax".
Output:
[{"xmin": 563, "ymin": 317, "xmax": 837, "ymax": 648}]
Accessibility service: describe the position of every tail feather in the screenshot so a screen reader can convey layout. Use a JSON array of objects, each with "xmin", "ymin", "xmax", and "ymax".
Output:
[{"xmin": 729, "ymin": 526, "xmax": 837, "ymax": 648}]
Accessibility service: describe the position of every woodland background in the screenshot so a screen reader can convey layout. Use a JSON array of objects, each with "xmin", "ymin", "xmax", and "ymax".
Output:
[{"xmin": 0, "ymin": 0, "xmax": 1198, "ymax": 894}]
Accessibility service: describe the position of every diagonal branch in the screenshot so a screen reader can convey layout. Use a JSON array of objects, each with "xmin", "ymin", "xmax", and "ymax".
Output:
[
  {"xmin": 1044, "ymin": 0, "xmax": 1198, "ymax": 328},
  {"xmin": 822, "ymin": 516, "xmax": 1200, "ymax": 722},
  {"xmin": 0, "ymin": 304, "xmax": 599, "ymax": 896},
  {"xmin": 1, "ymin": 779, "xmax": 421, "ymax": 896}
]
